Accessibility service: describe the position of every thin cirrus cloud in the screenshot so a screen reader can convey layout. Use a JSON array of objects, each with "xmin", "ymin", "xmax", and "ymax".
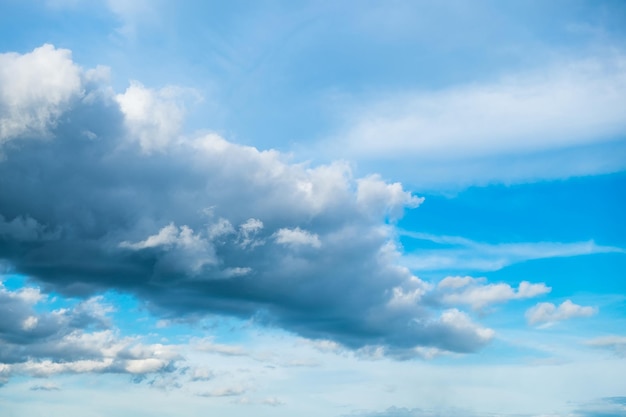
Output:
[
  {"xmin": 324, "ymin": 54, "xmax": 626, "ymax": 186},
  {"xmin": 400, "ymin": 232, "xmax": 624, "ymax": 272},
  {"xmin": 585, "ymin": 335, "xmax": 626, "ymax": 357},
  {"xmin": 0, "ymin": 44, "xmax": 494, "ymax": 358}
]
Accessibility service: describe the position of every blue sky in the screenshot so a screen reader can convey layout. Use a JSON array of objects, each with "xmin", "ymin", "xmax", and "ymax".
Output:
[{"xmin": 0, "ymin": 1, "xmax": 625, "ymax": 416}]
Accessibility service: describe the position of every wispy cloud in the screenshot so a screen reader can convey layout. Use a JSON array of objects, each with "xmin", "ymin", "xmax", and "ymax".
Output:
[
  {"xmin": 401, "ymin": 232, "xmax": 623, "ymax": 272},
  {"xmin": 326, "ymin": 54, "xmax": 626, "ymax": 186},
  {"xmin": 196, "ymin": 386, "xmax": 248, "ymax": 398},
  {"xmin": 570, "ymin": 396, "xmax": 626, "ymax": 417},
  {"xmin": 585, "ymin": 335, "xmax": 626, "ymax": 357},
  {"xmin": 30, "ymin": 382, "xmax": 61, "ymax": 391}
]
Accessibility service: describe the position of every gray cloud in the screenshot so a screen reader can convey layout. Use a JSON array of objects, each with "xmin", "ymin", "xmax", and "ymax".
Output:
[
  {"xmin": 571, "ymin": 397, "xmax": 626, "ymax": 417},
  {"xmin": 196, "ymin": 386, "xmax": 248, "ymax": 398},
  {"xmin": 30, "ymin": 383, "xmax": 61, "ymax": 391},
  {"xmin": 341, "ymin": 406, "xmax": 482, "ymax": 417},
  {"xmin": 585, "ymin": 335, "xmax": 626, "ymax": 357},
  {"xmin": 0, "ymin": 282, "xmax": 181, "ymax": 382},
  {"xmin": 0, "ymin": 44, "xmax": 493, "ymax": 358}
]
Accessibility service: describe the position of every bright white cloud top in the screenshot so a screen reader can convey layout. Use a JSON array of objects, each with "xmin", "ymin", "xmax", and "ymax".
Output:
[{"xmin": 0, "ymin": 1, "xmax": 625, "ymax": 417}]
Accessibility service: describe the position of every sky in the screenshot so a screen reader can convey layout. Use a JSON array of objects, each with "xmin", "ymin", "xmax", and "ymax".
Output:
[{"xmin": 0, "ymin": 1, "xmax": 625, "ymax": 416}]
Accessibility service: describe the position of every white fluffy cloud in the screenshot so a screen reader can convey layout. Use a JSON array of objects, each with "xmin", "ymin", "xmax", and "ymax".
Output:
[
  {"xmin": 115, "ymin": 81, "xmax": 194, "ymax": 152},
  {"xmin": 0, "ymin": 44, "xmax": 83, "ymax": 147},
  {"xmin": 0, "ymin": 281, "xmax": 181, "ymax": 384},
  {"xmin": 526, "ymin": 300, "xmax": 597, "ymax": 326},
  {"xmin": 356, "ymin": 175, "xmax": 424, "ymax": 219},
  {"xmin": 274, "ymin": 227, "xmax": 321, "ymax": 249},
  {"xmin": 436, "ymin": 276, "xmax": 550, "ymax": 310},
  {"xmin": 120, "ymin": 223, "xmax": 217, "ymax": 273}
]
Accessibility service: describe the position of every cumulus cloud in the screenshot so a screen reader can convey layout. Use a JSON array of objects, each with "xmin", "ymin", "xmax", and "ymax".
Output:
[
  {"xmin": 0, "ymin": 44, "xmax": 83, "ymax": 149},
  {"xmin": 356, "ymin": 174, "xmax": 424, "ymax": 219},
  {"xmin": 274, "ymin": 227, "xmax": 321, "ymax": 249},
  {"xmin": 526, "ymin": 300, "xmax": 597, "ymax": 327},
  {"xmin": 0, "ymin": 282, "xmax": 181, "ymax": 383},
  {"xmin": 115, "ymin": 81, "xmax": 195, "ymax": 152},
  {"xmin": 120, "ymin": 223, "xmax": 217, "ymax": 273},
  {"xmin": 0, "ymin": 44, "xmax": 490, "ymax": 358},
  {"xmin": 435, "ymin": 276, "xmax": 551, "ymax": 310}
]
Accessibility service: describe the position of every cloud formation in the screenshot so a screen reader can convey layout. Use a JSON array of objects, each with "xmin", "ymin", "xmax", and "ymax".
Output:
[
  {"xmin": 571, "ymin": 396, "xmax": 626, "ymax": 417},
  {"xmin": 585, "ymin": 335, "xmax": 626, "ymax": 357},
  {"xmin": 0, "ymin": 44, "xmax": 83, "ymax": 148},
  {"xmin": 435, "ymin": 276, "xmax": 550, "ymax": 310},
  {"xmin": 344, "ymin": 406, "xmax": 477, "ymax": 417},
  {"xmin": 0, "ymin": 281, "xmax": 180, "ymax": 386},
  {"xmin": 0, "ymin": 44, "xmax": 489, "ymax": 357},
  {"xmin": 401, "ymin": 232, "xmax": 623, "ymax": 272},
  {"xmin": 338, "ymin": 56, "xmax": 626, "ymax": 158},
  {"xmin": 326, "ymin": 54, "xmax": 626, "ymax": 186},
  {"xmin": 526, "ymin": 300, "xmax": 597, "ymax": 327}
]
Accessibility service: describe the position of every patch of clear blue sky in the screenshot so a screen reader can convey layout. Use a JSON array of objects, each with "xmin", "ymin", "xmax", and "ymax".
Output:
[
  {"xmin": 399, "ymin": 172, "xmax": 626, "ymax": 245},
  {"xmin": 399, "ymin": 172, "xmax": 626, "ymax": 291}
]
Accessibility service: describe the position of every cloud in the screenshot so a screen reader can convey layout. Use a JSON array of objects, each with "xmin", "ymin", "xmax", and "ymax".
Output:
[
  {"xmin": 401, "ymin": 232, "xmax": 623, "ymax": 272},
  {"xmin": 0, "ymin": 281, "xmax": 181, "ymax": 383},
  {"xmin": 326, "ymin": 54, "xmax": 626, "ymax": 186},
  {"xmin": 526, "ymin": 300, "xmax": 597, "ymax": 327},
  {"xmin": 356, "ymin": 175, "xmax": 424, "ymax": 219},
  {"xmin": 435, "ymin": 276, "xmax": 550, "ymax": 310},
  {"xmin": 585, "ymin": 335, "xmax": 626, "ymax": 357},
  {"xmin": 0, "ymin": 214, "xmax": 60, "ymax": 242},
  {"xmin": 197, "ymin": 386, "xmax": 247, "ymax": 398},
  {"xmin": 115, "ymin": 81, "xmax": 196, "ymax": 152},
  {"xmin": 571, "ymin": 397, "xmax": 626, "ymax": 417},
  {"xmin": 274, "ymin": 227, "xmax": 321, "ymax": 249},
  {"xmin": 0, "ymin": 44, "xmax": 490, "ymax": 357},
  {"xmin": 191, "ymin": 338, "xmax": 248, "ymax": 357},
  {"xmin": 342, "ymin": 406, "xmax": 478, "ymax": 417},
  {"xmin": 188, "ymin": 367, "xmax": 215, "ymax": 382},
  {"xmin": 0, "ymin": 44, "xmax": 83, "ymax": 150},
  {"xmin": 105, "ymin": 0, "xmax": 156, "ymax": 36},
  {"xmin": 30, "ymin": 382, "xmax": 61, "ymax": 391},
  {"xmin": 120, "ymin": 222, "xmax": 217, "ymax": 273},
  {"xmin": 261, "ymin": 397, "xmax": 285, "ymax": 406}
]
